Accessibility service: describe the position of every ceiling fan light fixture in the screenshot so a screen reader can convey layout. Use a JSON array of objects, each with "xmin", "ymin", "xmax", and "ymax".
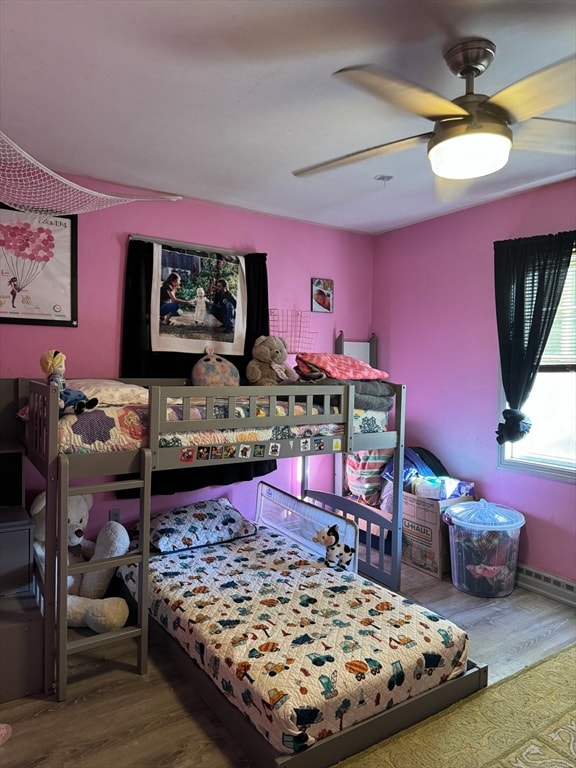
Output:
[{"xmin": 428, "ymin": 120, "xmax": 512, "ymax": 180}]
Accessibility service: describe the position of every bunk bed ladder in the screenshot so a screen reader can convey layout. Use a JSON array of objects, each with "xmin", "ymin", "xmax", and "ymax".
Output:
[{"xmin": 55, "ymin": 449, "xmax": 152, "ymax": 701}]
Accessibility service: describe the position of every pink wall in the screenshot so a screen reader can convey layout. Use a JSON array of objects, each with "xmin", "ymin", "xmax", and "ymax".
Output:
[
  {"xmin": 374, "ymin": 178, "xmax": 576, "ymax": 582},
  {"xmin": 0, "ymin": 184, "xmax": 374, "ymax": 533},
  {"xmin": 1, "ymin": 176, "xmax": 574, "ymax": 581}
]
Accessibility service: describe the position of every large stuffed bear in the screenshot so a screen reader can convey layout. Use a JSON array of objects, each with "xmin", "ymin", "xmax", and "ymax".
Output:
[
  {"xmin": 30, "ymin": 492, "xmax": 130, "ymax": 634},
  {"xmin": 246, "ymin": 335, "xmax": 299, "ymax": 386}
]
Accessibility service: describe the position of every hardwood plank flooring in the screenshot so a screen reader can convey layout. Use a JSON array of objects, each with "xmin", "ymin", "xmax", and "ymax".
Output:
[{"xmin": 0, "ymin": 564, "xmax": 574, "ymax": 768}]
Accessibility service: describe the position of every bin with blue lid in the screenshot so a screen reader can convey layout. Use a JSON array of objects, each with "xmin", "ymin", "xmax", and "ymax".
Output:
[{"xmin": 442, "ymin": 499, "xmax": 525, "ymax": 597}]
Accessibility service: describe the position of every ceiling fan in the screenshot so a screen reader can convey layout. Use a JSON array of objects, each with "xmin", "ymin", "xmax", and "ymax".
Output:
[{"xmin": 293, "ymin": 38, "xmax": 576, "ymax": 182}]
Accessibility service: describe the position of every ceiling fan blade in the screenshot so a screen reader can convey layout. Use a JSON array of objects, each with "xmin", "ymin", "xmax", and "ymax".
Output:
[
  {"xmin": 486, "ymin": 57, "xmax": 576, "ymax": 124},
  {"xmin": 334, "ymin": 65, "xmax": 470, "ymax": 121},
  {"xmin": 434, "ymin": 176, "xmax": 473, "ymax": 203},
  {"xmin": 292, "ymin": 133, "xmax": 432, "ymax": 177},
  {"xmin": 512, "ymin": 118, "xmax": 576, "ymax": 154}
]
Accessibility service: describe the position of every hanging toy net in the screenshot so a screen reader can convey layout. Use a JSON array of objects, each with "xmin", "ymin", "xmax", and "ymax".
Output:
[{"xmin": 0, "ymin": 131, "xmax": 181, "ymax": 216}]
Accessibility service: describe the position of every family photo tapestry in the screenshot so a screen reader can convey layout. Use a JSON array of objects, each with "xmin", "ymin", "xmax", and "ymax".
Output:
[{"xmin": 151, "ymin": 240, "xmax": 247, "ymax": 356}]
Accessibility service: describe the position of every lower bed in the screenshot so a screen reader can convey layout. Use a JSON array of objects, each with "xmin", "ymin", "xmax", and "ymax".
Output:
[{"xmin": 117, "ymin": 484, "xmax": 487, "ymax": 768}]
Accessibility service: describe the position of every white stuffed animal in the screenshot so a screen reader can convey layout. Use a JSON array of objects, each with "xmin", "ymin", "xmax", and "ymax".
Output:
[{"xmin": 30, "ymin": 492, "xmax": 130, "ymax": 634}]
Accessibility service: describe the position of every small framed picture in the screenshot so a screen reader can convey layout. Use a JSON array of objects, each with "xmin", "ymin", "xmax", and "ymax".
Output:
[{"xmin": 311, "ymin": 278, "xmax": 333, "ymax": 313}]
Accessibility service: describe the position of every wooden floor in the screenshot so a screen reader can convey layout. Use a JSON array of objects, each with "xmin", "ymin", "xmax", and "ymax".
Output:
[{"xmin": 1, "ymin": 563, "xmax": 574, "ymax": 768}]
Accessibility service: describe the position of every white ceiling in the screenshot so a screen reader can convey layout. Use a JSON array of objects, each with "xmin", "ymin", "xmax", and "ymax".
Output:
[{"xmin": 1, "ymin": 0, "xmax": 575, "ymax": 234}]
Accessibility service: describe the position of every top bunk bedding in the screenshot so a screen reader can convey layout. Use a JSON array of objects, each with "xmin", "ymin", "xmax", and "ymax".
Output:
[{"xmin": 19, "ymin": 377, "xmax": 403, "ymax": 470}]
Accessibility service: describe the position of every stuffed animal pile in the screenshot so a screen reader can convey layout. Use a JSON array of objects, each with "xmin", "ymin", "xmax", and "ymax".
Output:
[
  {"xmin": 30, "ymin": 492, "xmax": 130, "ymax": 634},
  {"xmin": 246, "ymin": 335, "xmax": 299, "ymax": 386}
]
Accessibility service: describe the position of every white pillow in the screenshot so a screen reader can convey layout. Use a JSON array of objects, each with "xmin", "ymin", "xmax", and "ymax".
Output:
[{"xmin": 67, "ymin": 379, "xmax": 149, "ymax": 406}]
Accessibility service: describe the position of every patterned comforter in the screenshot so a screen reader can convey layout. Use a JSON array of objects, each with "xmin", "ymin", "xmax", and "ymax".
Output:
[
  {"xmin": 118, "ymin": 527, "xmax": 468, "ymax": 755},
  {"xmin": 36, "ymin": 402, "xmax": 388, "ymax": 455}
]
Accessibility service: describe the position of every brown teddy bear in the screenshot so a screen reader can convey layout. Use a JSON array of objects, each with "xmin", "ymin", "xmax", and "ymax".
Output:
[{"xmin": 246, "ymin": 335, "xmax": 299, "ymax": 386}]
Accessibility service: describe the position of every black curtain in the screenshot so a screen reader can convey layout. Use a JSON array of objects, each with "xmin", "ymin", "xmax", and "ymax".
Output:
[
  {"xmin": 494, "ymin": 230, "xmax": 574, "ymax": 444},
  {"xmin": 119, "ymin": 238, "xmax": 276, "ymax": 494}
]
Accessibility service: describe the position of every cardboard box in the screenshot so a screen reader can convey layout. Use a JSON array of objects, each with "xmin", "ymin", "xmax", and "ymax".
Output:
[{"xmin": 401, "ymin": 492, "xmax": 473, "ymax": 580}]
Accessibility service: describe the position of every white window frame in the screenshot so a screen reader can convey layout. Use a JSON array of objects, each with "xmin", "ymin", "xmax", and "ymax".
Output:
[{"xmin": 497, "ymin": 254, "xmax": 575, "ymax": 483}]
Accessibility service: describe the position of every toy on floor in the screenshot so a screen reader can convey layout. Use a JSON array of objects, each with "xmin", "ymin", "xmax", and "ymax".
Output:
[
  {"xmin": 39, "ymin": 349, "xmax": 98, "ymax": 418},
  {"xmin": 30, "ymin": 491, "xmax": 130, "ymax": 634},
  {"xmin": 246, "ymin": 335, "xmax": 299, "ymax": 386},
  {"xmin": 313, "ymin": 523, "xmax": 355, "ymax": 569},
  {"xmin": 0, "ymin": 724, "xmax": 12, "ymax": 746}
]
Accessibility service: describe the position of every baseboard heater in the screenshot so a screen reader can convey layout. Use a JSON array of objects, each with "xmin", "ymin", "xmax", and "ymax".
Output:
[{"xmin": 516, "ymin": 564, "xmax": 576, "ymax": 608}]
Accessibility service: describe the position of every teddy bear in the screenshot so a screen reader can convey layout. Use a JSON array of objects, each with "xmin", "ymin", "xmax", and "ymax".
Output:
[
  {"xmin": 246, "ymin": 335, "xmax": 299, "ymax": 386},
  {"xmin": 39, "ymin": 349, "xmax": 98, "ymax": 418},
  {"xmin": 30, "ymin": 491, "xmax": 130, "ymax": 634}
]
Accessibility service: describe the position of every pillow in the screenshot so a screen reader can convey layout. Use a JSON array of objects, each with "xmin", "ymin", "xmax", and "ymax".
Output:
[
  {"xmin": 346, "ymin": 448, "xmax": 394, "ymax": 501},
  {"xmin": 149, "ymin": 498, "xmax": 256, "ymax": 553},
  {"xmin": 295, "ymin": 353, "xmax": 389, "ymax": 381},
  {"xmin": 67, "ymin": 379, "xmax": 149, "ymax": 406}
]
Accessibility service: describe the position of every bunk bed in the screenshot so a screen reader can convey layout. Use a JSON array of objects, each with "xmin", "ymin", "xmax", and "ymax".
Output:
[
  {"xmin": 14, "ymin": 376, "xmax": 405, "ymax": 698},
  {"xmin": 9, "ymin": 375, "xmax": 487, "ymax": 766}
]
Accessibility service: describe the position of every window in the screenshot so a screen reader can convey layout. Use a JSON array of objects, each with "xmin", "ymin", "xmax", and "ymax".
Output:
[{"xmin": 499, "ymin": 252, "xmax": 575, "ymax": 481}]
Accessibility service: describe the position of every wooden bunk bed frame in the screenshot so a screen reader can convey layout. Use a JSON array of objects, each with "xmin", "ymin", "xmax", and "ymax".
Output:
[{"xmin": 9, "ymin": 376, "xmax": 487, "ymax": 767}]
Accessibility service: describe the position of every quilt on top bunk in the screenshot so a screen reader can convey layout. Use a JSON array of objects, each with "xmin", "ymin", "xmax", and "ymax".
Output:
[
  {"xmin": 118, "ymin": 503, "xmax": 468, "ymax": 756},
  {"xmin": 21, "ymin": 379, "xmax": 390, "ymax": 455}
]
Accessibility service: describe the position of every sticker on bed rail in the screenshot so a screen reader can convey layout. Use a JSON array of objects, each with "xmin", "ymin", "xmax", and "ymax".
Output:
[
  {"xmin": 196, "ymin": 446, "xmax": 210, "ymax": 460},
  {"xmin": 313, "ymin": 438, "xmax": 326, "ymax": 451},
  {"xmin": 332, "ymin": 437, "xmax": 342, "ymax": 452},
  {"xmin": 253, "ymin": 445, "xmax": 265, "ymax": 458},
  {"xmin": 300, "ymin": 438, "xmax": 311, "ymax": 452},
  {"xmin": 239, "ymin": 444, "xmax": 252, "ymax": 459},
  {"xmin": 269, "ymin": 442, "xmax": 280, "ymax": 457},
  {"xmin": 180, "ymin": 447, "xmax": 195, "ymax": 463},
  {"xmin": 223, "ymin": 446, "xmax": 237, "ymax": 459}
]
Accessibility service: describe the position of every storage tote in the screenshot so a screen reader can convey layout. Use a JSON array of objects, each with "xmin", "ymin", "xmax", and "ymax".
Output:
[{"xmin": 442, "ymin": 499, "xmax": 525, "ymax": 597}]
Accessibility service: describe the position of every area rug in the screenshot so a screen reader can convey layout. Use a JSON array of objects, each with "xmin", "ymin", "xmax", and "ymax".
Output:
[{"xmin": 336, "ymin": 644, "xmax": 576, "ymax": 768}]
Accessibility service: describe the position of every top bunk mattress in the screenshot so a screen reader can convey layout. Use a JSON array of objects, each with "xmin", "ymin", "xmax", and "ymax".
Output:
[{"xmin": 21, "ymin": 378, "xmax": 392, "ymax": 456}]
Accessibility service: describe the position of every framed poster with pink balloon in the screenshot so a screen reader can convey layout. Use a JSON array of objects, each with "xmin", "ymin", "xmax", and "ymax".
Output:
[{"xmin": 0, "ymin": 204, "xmax": 78, "ymax": 326}]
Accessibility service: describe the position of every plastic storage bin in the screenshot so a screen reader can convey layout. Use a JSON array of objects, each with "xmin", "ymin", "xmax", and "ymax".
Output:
[{"xmin": 442, "ymin": 499, "xmax": 525, "ymax": 597}]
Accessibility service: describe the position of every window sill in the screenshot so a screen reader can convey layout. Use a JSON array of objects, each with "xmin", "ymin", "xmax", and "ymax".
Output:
[{"xmin": 498, "ymin": 455, "xmax": 576, "ymax": 484}]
